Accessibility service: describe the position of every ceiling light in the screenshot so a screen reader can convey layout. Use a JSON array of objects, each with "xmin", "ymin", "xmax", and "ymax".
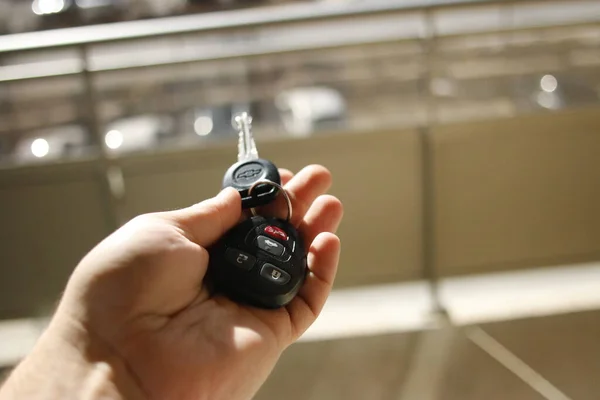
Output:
[
  {"xmin": 540, "ymin": 74, "xmax": 558, "ymax": 93},
  {"xmin": 105, "ymin": 130, "xmax": 123, "ymax": 150},
  {"xmin": 31, "ymin": 138, "xmax": 49, "ymax": 158},
  {"xmin": 194, "ymin": 116, "xmax": 214, "ymax": 136},
  {"xmin": 32, "ymin": 0, "xmax": 66, "ymax": 15}
]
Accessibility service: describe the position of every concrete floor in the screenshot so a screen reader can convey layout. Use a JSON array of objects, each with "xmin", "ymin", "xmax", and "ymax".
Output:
[
  {"xmin": 482, "ymin": 310, "xmax": 600, "ymax": 400},
  {"xmin": 255, "ymin": 310, "xmax": 600, "ymax": 400},
  {"xmin": 0, "ymin": 310, "xmax": 597, "ymax": 399}
]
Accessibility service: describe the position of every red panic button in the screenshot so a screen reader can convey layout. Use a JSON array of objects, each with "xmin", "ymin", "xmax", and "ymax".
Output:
[{"xmin": 264, "ymin": 225, "xmax": 288, "ymax": 241}]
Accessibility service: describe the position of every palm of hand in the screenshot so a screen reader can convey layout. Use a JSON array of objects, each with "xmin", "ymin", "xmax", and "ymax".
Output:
[{"xmin": 59, "ymin": 166, "xmax": 343, "ymax": 400}]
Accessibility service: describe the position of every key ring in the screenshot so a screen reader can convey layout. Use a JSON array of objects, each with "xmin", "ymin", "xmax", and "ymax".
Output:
[{"xmin": 248, "ymin": 180, "xmax": 292, "ymax": 223}]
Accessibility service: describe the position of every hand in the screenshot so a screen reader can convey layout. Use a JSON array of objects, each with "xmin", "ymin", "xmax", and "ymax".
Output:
[{"xmin": 0, "ymin": 165, "xmax": 343, "ymax": 400}]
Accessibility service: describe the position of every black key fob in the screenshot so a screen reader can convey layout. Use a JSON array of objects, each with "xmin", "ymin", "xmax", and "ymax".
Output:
[
  {"xmin": 207, "ymin": 216, "xmax": 307, "ymax": 309},
  {"xmin": 222, "ymin": 158, "xmax": 281, "ymax": 209}
]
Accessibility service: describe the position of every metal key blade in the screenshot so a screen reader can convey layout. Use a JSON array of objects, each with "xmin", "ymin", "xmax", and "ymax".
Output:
[
  {"xmin": 224, "ymin": 112, "xmax": 281, "ymax": 209},
  {"xmin": 234, "ymin": 112, "xmax": 259, "ymax": 162}
]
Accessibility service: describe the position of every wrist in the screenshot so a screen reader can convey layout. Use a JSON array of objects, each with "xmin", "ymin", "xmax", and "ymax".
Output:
[{"xmin": 0, "ymin": 312, "xmax": 146, "ymax": 400}]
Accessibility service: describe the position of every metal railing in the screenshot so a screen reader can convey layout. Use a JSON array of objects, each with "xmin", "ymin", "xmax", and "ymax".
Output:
[
  {"xmin": 2, "ymin": 0, "xmax": 600, "ymax": 82},
  {"xmin": 0, "ymin": 0, "xmax": 498, "ymax": 53},
  {"xmin": 0, "ymin": 0, "xmax": 599, "ymax": 168}
]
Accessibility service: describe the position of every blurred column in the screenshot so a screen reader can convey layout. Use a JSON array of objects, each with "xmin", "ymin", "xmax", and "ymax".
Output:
[{"xmin": 79, "ymin": 45, "xmax": 123, "ymax": 230}]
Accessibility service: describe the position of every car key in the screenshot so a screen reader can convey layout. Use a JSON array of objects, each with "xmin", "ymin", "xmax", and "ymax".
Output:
[
  {"xmin": 207, "ymin": 181, "xmax": 307, "ymax": 309},
  {"xmin": 222, "ymin": 112, "xmax": 281, "ymax": 209}
]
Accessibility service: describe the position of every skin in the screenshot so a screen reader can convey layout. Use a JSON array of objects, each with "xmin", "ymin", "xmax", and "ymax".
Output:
[{"xmin": 0, "ymin": 164, "xmax": 343, "ymax": 400}]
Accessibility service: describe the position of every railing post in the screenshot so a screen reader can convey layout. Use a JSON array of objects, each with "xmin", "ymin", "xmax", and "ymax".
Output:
[
  {"xmin": 78, "ymin": 45, "xmax": 124, "ymax": 231},
  {"xmin": 418, "ymin": 6, "xmax": 445, "ymax": 316}
]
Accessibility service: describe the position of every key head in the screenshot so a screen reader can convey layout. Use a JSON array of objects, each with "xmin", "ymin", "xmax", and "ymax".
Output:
[
  {"xmin": 222, "ymin": 158, "xmax": 281, "ymax": 209},
  {"xmin": 207, "ymin": 215, "xmax": 307, "ymax": 309}
]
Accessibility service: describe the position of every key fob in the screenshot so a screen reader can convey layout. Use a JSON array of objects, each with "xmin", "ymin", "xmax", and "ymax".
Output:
[
  {"xmin": 207, "ymin": 215, "xmax": 307, "ymax": 309},
  {"xmin": 222, "ymin": 159, "xmax": 281, "ymax": 209}
]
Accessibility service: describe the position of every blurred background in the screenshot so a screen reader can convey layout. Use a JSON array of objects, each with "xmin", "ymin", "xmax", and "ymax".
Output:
[{"xmin": 1, "ymin": 0, "xmax": 600, "ymax": 398}]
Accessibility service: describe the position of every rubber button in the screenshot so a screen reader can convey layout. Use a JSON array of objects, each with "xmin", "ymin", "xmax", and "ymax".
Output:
[
  {"xmin": 225, "ymin": 248, "xmax": 256, "ymax": 271},
  {"xmin": 260, "ymin": 263, "xmax": 291, "ymax": 285},
  {"xmin": 256, "ymin": 235, "xmax": 285, "ymax": 257},
  {"xmin": 264, "ymin": 225, "xmax": 288, "ymax": 241}
]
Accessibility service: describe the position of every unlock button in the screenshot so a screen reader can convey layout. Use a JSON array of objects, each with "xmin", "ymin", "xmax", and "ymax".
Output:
[{"xmin": 260, "ymin": 263, "xmax": 290, "ymax": 285}]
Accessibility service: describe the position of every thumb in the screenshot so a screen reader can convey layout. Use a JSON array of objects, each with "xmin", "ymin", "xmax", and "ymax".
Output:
[{"xmin": 165, "ymin": 187, "xmax": 242, "ymax": 247}]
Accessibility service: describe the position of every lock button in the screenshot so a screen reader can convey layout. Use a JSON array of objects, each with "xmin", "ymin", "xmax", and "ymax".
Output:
[
  {"xmin": 260, "ymin": 263, "xmax": 290, "ymax": 285},
  {"xmin": 225, "ymin": 248, "xmax": 256, "ymax": 271}
]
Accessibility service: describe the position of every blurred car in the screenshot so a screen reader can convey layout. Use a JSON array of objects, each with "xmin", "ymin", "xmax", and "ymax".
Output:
[
  {"xmin": 2, "ymin": 0, "xmax": 302, "ymax": 34},
  {"xmin": 30, "ymin": 0, "xmax": 130, "ymax": 29},
  {"xmin": 184, "ymin": 0, "xmax": 276, "ymax": 13},
  {"xmin": 1, "ymin": 0, "xmax": 40, "ymax": 34},
  {"xmin": 133, "ymin": 0, "xmax": 186, "ymax": 18},
  {"xmin": 177, "ymin": 87, "xmax": 347, "ymax": 141},
  {"xmin": 0, "ymin": 1, "xmax": 10, "ymax": 35},
  {"xmin": 72, "ymin": 0, "xmax": 129, "ymax": 23},
  {"xmin": 172, "ymin": 101, "xmax": 265, "ymax": 149},
  {"xmin": 0, "ymin": 136, "xmax": 9, "ymax": 162},
  {"xmin": 513, "ymin": 73, "xmax": 600, "ymax": 112},
  {"xmin": 13, "ymin": 125, "xmax": 90, "ymax": 163},
  {"xmin": 103, "ymin": 114, "xmax": 174, "ymax": 154},
  {"xmin": 275, "ymin": 86, "xmax": 347, "ymax": 136},
  {"xmin": 0, "ymin": 0, "xmax": 132, "ymax": 33},
  {"xmin": 180, "ymin": 105, "xmax": 238, "ymax": 138}
]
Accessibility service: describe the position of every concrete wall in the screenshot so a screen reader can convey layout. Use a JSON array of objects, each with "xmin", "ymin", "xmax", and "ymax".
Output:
[
  {"xmin": 433, "ymin": 107, "xmax": 600, "ymax": 276},
  {"xmin": 2, "ymin": 106, "xmax": 600, "ymax": 318},
  {"xmin": 0, "ymin": 162, "xmax": 111, "ymax": 318}
]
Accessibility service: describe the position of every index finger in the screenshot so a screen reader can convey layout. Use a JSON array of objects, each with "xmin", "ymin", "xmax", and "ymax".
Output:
[{"xmin": 260, "ymin": 164, "xmax": 332, "ymax": 226}]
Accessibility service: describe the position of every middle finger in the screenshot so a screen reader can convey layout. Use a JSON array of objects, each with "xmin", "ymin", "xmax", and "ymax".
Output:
[{"xmin": 259, "ymin": 164, "xmax": 332, "ymax": 226}]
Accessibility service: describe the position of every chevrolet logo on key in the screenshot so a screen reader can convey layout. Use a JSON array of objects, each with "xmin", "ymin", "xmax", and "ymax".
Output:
[{"xmin": 236, "ymin": 168, "xmax": 262, "ymax": 180}]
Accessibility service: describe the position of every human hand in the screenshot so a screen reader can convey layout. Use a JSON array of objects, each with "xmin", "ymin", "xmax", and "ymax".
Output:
[{"xmin": 0, "ymin": 165, "xmax": 343, "ymax": 400}]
